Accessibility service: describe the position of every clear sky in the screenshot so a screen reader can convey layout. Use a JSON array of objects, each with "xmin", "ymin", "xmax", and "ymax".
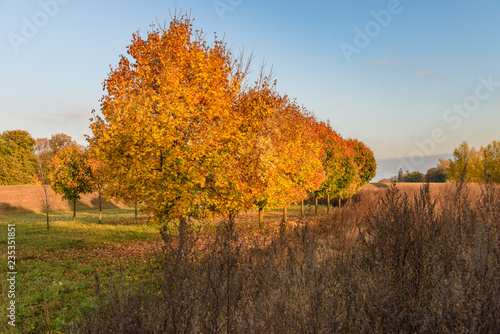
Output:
[{"xmin": 1, "ymin": 0, "xmax": 499, "ymax": 178}]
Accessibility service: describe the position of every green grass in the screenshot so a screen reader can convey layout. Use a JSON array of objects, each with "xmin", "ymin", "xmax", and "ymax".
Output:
[{"xmin": 0, "ymin": 207, "xmax": 163, "ymax": 333}]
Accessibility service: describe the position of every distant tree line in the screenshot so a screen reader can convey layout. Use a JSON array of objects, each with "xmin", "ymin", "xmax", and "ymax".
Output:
[{"xmin": 388, "ymin": 140, "xmax": 500, "ymax": 184}]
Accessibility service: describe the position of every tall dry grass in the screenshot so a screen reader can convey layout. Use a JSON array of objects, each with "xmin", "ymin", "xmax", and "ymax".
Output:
[{"xmin": 72, "ymin": 182, "xmax": 500, "ymax": 334}]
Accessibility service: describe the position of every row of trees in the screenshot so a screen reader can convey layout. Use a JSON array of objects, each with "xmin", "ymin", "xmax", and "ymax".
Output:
[
  {"xmin": 1, "ymin": 17, "xmax": 375, "ymax": 226},
  {"xmin": 390, "ymin": 140, "xmax": 499, "ymax": 184},
  {"xmin": 88, "ymin": 15, "xmax": 376, "ymax": 227}
]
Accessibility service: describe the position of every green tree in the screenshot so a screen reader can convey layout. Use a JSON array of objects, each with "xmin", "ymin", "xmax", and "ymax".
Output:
[
  {"xmin": 49, "ymin": 146, "xmax": 93, "ymax": 220},
  {"xmin": 349, "ymin": 139, "xmax": 377, "ymax": 185},
  {"xmin": 0, "ymin": 130, "xmax": 37, "ymax": 185},
  {"xmin": 312, "ymin": 121, "xmax": 353, "ymax": 213},
  {"xmin": 397, "ymin": 168, "xmax": 404, "ymax": 183},
  {"xmin": 403, "ymin": 171, "xmax": 424, "ymax": 182},
  {"xmin": 425, "ymin": 167, "xmax": 447, "ymax": 182}
]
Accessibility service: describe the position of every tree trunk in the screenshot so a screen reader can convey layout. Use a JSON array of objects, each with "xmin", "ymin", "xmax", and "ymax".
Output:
[
  {"xmin": 301, "ymin": 199, "xmax": 304, "ymax": 217},
  {"xmin": 39, "ymin": 162, "xmax": 50, "ymax": 230},
  {"xmin": 338, "ymin": 197, "xmax": 342, "ymax": 208},
  {"xmin": 73, "ymin": 201, "xmax": 76, "ymax": 221},
  {"xmin": 315, "ymin": 196, "xmax": 318, "ymax": 215},
  {"xmin": 258, "ymin": 207, "xmax": 264, "ymax": 229},
  {"xmin": 178, "ymin": 216, "xmax": 187, "ymax": 259},
  {"xmin": 283, "ymin": 206, "xmax": 287, "ymax": 223},
  {"xmin": 135, "ymin": 202, "xmax": 138, "ymax": 223},
  {"xmin": 327, "ymin": 194, "xmax": 330, "ymax": 214},
  {"xmin": 228, "ymin": 212, "xmax": 236, "ymax": 238},
  {"xmin": 98, "ymin": 191, "xmax": 102, "ymax": 224}
]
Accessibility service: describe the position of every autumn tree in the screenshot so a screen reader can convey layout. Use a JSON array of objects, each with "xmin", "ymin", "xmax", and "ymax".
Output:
[
  {"xmin": 90, "ymin": 14, "xmax": 367, "ymax": 230},
  {"xmin": 219, "ymin": 84, "xmax": 326, "ymax": 227},
  {"xmin": 349, "ymin": 139, "xmax": 376, "ymax": 186},
  {"xmin": 91, "ymin": 15, "xmax": 247, "ymax": 235},
  {"xmin": 87, "ymin": 156, "xmax": 106, "ymax": 223},
  {"xmin": 49, "ymin": 146, "xmax": 93, "ymax": 220},
  {"xmin": 448, "ymin": 141, "xmax": 484, "ymax": 183},
  {"xmin": 36, "ymin": 133, "xmax": 77, "ymax": 177}
]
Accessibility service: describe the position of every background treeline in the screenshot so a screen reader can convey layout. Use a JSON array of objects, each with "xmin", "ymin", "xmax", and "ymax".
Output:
[{"xmin": 388, "ymin": 140, "xmax": 500, "ymax": 184}]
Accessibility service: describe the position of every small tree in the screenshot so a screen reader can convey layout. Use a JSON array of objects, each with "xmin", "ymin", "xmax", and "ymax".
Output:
[
  {"xmin": 49, "ymin": 146, "xmax": 93, "ymax": 220},
  {"xmin": 38, "ymin": 159, "xmax": 51, "ymax": 230},
  {"xmin": 88, "ymin": 157, "xmax": 106, "ymax": 223},
  {"xmin": 36, "ymin": 133, "xmax": 77, "ymax": 177}
]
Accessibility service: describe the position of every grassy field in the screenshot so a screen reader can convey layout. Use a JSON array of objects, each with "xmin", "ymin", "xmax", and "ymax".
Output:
[
  {"xmin": 0, "ymin": 186, "xmax": 327, "ymax": 333},
  {"xmin": 0, "ymin": 206, "xmax": 164, "ymax": 333}
]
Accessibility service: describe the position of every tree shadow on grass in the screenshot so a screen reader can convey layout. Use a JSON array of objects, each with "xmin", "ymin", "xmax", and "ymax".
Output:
[
  {"xmin": 90, "ymin": 197, "xmax": 120, "ymax": 210},
  {"xmin": 0, "ymin": 202, "xmax": 35, "ymax": 214}
]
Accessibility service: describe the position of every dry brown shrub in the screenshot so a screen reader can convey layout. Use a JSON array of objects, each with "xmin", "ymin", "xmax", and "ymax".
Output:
[{"xmin": 72, "ymin": 182, "xmax": 500, "ymax": 334}]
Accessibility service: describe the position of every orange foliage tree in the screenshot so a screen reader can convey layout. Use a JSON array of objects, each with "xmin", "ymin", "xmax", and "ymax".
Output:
[{"xmin": 90, "ymin": 15, "xmax": 246, "ymax": 228}]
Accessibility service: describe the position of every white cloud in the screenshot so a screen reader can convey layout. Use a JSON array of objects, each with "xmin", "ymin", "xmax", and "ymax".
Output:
[{"xmin": 418, "ymin": 68, "xmax": 436, "ymax": 77}]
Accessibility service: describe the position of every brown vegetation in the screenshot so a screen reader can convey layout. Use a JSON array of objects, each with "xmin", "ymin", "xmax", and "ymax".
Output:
[{"xmin": 72, "ymin": 182, "xmax": 500, "ymax": 333}]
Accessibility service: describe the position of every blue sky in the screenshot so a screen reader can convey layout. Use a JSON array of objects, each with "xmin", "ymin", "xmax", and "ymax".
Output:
[{"xmin": 1, "ymin": 0, "xmax": 499, "ymax": 179}]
